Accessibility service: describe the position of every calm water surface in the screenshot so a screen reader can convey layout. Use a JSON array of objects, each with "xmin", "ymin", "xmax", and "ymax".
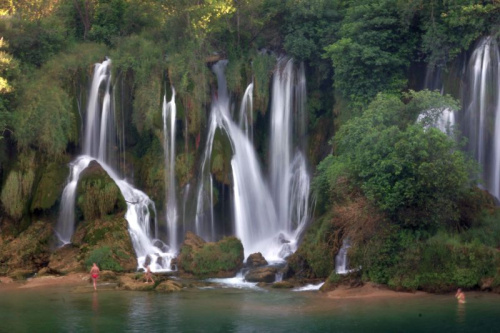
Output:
[{"xmin": 0, "ymin": 283, "xmax": 499, "ymax": 332}]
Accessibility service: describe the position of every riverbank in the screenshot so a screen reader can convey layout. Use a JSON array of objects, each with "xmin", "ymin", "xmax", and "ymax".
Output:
[{"xmin": 0, "ymin": 273, "xmax": 90, "ymax": 290}]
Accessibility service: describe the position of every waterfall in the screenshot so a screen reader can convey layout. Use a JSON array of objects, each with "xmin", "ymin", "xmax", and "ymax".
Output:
[
  {"xmin": 194, "ymin": 59, "xmax": 310, "ymax": 261},
  {"xmin": 422, "ymin": 65, "xmax": 456, "ymax": 135},
  {"xmin": 335, "ymin": 238, "xmax": 351, "ymax": 275},
  {"xmin": 162, "ymin": 88, "xmax": 178, "ymax": 252},
  {"xmin": 268, "ymin": 58, "xmax": 311, "ymax": 257},
  {"xmin": 56, "ymin": 59, "xmax": 173, "ymax": 272},
  {"xmin": 462, "ymin": 37, "xmax": 500, "ymax": 198},
  {"xmin": 239, "ymin": 83, "xmax": 253, "ymax": 140}
]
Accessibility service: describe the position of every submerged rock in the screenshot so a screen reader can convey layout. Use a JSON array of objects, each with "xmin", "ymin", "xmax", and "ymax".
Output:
[
  {"xmin": 246, "ymin": 252, "xmax": 268, "ymax": 268},
  {"xmin": 271, "ymin": 281, "xmax": 295, "ymax": 289},
  {"xmin": 176, "ymin": 231, "xmax": 244, "ymax": 278}
]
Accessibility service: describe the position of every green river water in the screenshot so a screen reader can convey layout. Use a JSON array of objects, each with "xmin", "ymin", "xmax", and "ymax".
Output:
[{"xmin": 0, "ymin": 283, "xmax": 499, "ymax": 332}]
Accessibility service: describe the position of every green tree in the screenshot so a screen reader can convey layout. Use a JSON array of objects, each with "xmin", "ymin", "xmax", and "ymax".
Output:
[
  {"xmin": 317, "ymin": 90, "xmax": 477, "ymax": 230},
  {"xmin": 324, "ymin": 0, "xmax": 417, "ymax": 106}
]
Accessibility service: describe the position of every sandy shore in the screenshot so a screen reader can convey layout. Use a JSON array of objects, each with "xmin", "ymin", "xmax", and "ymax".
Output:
[
  {"xmin": 0, "ymin": 273, "xmax": 90, "ymax": 290},
  {"xmin": 2, "ymin": 275, "xmax": 427, "ymax": 299},
  {"xmin": 326, "ymin": 282, "xmax": 426, "ymax": 299}
]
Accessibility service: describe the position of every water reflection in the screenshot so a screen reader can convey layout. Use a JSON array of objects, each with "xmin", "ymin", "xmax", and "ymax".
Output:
[{"xmin": 456, "ymin": 302, "xmax": 466, "ymax": 327}]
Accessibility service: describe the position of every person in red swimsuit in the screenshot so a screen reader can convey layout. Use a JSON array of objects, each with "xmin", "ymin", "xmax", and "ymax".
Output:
[{"xmin": 90, "ymin": 263, "xmax": 100, "ymax": 291}]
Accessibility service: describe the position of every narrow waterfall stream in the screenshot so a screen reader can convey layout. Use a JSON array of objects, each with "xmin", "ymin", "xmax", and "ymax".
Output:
[{"xmin": 163, "ymin": 88, "xmax": 178, "ymax": 253}]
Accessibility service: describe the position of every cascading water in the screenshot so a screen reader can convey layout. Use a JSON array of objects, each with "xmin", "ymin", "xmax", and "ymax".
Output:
[
  {"xmin": 194, "ymin": 59, "xmax": 310, "ymax": 261},
  {"xmin": 239, "ymin": 82, "xmax": 253, "ymax": 140},
  {"xmin": 461, "ymin": 37, "xmax": 500, "ymax": 198},
  {"xmin": 56, "ymin": 59, "xmax": 173, "ymax": 271},
  {"xmin": 335, "ymin": 238, "xmax": 351, "ymax": 275},
  {"xmin": 422, "ymin": 66, "xmax": 456, "ymax": 135},
  {"xmin": 162, "ymin": 88, "xmax": 178, "ymax": 252},
  {"xmin": 269, "ymin": 58, "xmax": 310, "ymax": 252}
]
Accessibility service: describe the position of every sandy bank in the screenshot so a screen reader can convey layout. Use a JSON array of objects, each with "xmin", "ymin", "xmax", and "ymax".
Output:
[
  {"xmin": 0, "ymin": 273, "xmax": 89, "ymax": 290},
  {"xmin": 326, "ymin": 283, "xmax": 426, "ymax": 299}
]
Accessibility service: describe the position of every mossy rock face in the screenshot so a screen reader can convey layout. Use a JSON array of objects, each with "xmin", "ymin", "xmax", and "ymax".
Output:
[
  {"xmin": 45, "ymin": 161, "xmax": 137, "ymax": 274},
  {"xmin": 0, "ymin": 220, "xmax": 54, "ymax": 275},
  {"xmin": 76, "ymin": 161, "xmax": 126, "ymax": 221},
  {"xmin": 76, "ymin": 214, "xmax": 137, "ymax": 272},
  {"xmin": 30, "ymin": 162, "xmax": 69, "ymax": 212},
  {"xmin": 287, "ymin": 213, "xmax": 338, "ymax": 279},
  {"xmin": 48, "ymin": 245, "xmax": 83, "ymax": 274},
  {"xmin": 176, "ymin": 232, "xmax": 244, "ymax": 278}
]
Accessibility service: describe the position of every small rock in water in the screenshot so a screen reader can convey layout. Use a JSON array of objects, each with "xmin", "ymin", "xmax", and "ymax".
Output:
[
  {"xmin": 245, "ymin": 267, "xmax": 278, "ymax": 283},
  {"xmin": 278, "ymin": 244, "xmax": 292, "ymax": 258},
  {"xmin": 153, "ymin": 240, "xmax": 170, "ymax": 253}
]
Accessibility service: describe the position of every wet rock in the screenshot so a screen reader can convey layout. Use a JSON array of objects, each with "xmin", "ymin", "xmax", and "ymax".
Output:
[
  {"xmin": 245, "ymin": 267, "xmax": 278, "ymax": 283},
  {"xmin": 271, "ymin": 281, "xmax": 295, "ymax": 289},
  {"xmin": 153, "ymin": 240, "xmax": 170, "ymax": 253},
  {"xmin": 246, "ymin": 252, "xmax": 268, "ymax": 268},
  {"xmin": 278, "ymin": 233, "xmax": 290, "ymax": 244},
  {"xmin": 118, "ymin": 274, "xmax": 156, "ymax": 291},
  {"xmin": 278, "ymin": 243, "xmax": 292, "ymax": 258},
  {"xmin": 156, "ymin": 280, "xmax": 183, "ymax": 293}
]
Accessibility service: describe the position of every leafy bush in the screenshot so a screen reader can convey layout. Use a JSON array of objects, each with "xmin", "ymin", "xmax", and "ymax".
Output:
[
  {"xmin": 85, "ymin": 246, "xmax": 123, "ymax": 271},
  {"xmin": 324, "ymin": 90, "xmax": 476, "ymax": 230}
]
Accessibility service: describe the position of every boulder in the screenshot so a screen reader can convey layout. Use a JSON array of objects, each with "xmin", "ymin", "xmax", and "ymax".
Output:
[
  {"xmin": 245, "ymin": 267, "xmax": 278, "ymax": 283},
  {"xmin": 155, "ymin": 280, "xmax": 183, "ymax": 293},
  {"xmin": 76, "ymin": 160, "xmax": 126, "ymax": 221},
  {"xmin": 118, "ymin": 274, "xmax": 156, "ymax": 291},
  {"xmin": 246, "ymin": 252, "xmax": 268, "ymax": 268},
  {"xmin": 176, "ymin": 232, "xmax": 244, "ymax": 278}
]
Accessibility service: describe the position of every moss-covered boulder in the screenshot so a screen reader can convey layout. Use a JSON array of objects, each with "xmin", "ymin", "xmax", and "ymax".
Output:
[
  {"xmin": 30, "ymin": 162, "xmax": 69, "ymax": 213},
  {"xmin": 176, "ymin": 231, "xmax": 244, "ymax": 278},
  {"xmin": 46, "ymin": 161, "xmax": 136, "ymax": 273},
  {"xmin": 0, "ymin": 220, "xmax": 54, "ymax": 276},
  {"xmin": 76, "ymin": 161, "xmax": 126, "ymax": 221},
  {"xmin": 155, "ymin": 280, "xmax": 183, "ymax": 293}
]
